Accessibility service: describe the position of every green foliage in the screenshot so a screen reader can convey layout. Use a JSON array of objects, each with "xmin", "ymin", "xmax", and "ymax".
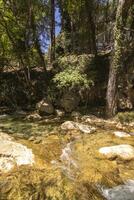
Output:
[
  {"xmin": 53, "ymin": 68, "xmax": 92, "ymax": 89},
  {"xmin": 56, "ymin": 54, "xmax": 95, "ymax": 71},
  {"xmin": 0, "ymin": 0, "xmax": 49, "ymax": 69},
  {"xmin": 116, "ymin": 112, "xmax": 134, "ymax": 123},
  {"xmin": 53, "ymin": 54, "xmax": 95, "ymax": 90},
  {"xmin": 55, "ymin": 32, "xmax": 72, "ymax": 56}
]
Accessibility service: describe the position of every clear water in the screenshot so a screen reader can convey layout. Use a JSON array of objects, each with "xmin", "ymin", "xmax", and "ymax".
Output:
[{"xmin": 0, "ymin": 115, "xmax": 134, "ymax": 200}]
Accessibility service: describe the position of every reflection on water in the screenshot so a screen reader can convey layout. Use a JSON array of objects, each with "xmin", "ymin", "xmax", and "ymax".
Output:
[{"xmin": 0, "ymin": 115, "xmax": 134, "ymax": 200}]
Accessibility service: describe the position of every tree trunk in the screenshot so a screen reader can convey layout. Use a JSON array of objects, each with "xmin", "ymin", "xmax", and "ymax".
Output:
[
  {"xmin": 31, "ymin": 10, "xmax": 47, "ymax": 73},
  {"xmin": 87, "ymin": 0, "xmax": 97, "ymax": 55},
  {"xmin": 50, "ymin": 0, "xmax": 55, "ymax": 63},
  {"xmin": 106, "ymin": 0, "xmax": 133, "ymax": 117}
]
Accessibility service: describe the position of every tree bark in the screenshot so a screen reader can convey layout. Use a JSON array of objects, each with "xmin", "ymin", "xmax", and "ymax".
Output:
[
  {"xmin": 31, "ymin": 9, "xmax": 47, "ymax": 73},
  {"xmin": 106, "ymin": 0, "xmax": 133, "ymax": 117},
  {"xmin": 86, "ymin": 0, "xmax": 97, "ymax": 55},
  {"xmin": 50, "ymin": 0, "xmax": 55, "ymax": 63}
]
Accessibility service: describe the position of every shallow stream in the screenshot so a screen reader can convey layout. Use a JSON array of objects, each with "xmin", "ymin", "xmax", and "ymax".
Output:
[{"xmin": 0, "ymin": 114, "xmax": 134, "ymax": 200}]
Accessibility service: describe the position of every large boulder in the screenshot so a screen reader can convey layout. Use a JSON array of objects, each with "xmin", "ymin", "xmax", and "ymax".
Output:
[
  {"xmin": 99, "ymin": 144, "xmax": 134, "ymax": 161},
  {"xmin": 60, "ymin": 92, "xmax": 80, "ymax": 113},
  {"xmin": 36, "ymin": 98, "xmax": 54, "ymax": 115},
  {"xmin": 0, "ymin": 133, "xmax": 34, "ymax": 172}
]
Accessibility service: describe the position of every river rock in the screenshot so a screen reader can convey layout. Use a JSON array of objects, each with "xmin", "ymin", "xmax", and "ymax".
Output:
[
  {"xmin": 26, "ymin": 113, "xmax": 42, "ymax": 121},
  {"xmin": 61, "ymin": 121, "xmax": 96, "ymax": 133},
  {"xmin": 101, "ymin": 180, "xmax": 134, "ymax": 200},
  {"xmin": 129, "ymin": 132, "xmax": 134, "ymax": 136},
  {"xmin": 0, "ymin": 132, "xmax": 12, "ymax": 141},
  {"xmin": 0, "ymin": 135, "xmax": 34, "ymax": 172},
  {"xmin": 113, "ymin": 131, "xmax": 130, "ymax": 138},
  {"xmin": 99, "ymin": 145, "xmax": 134, "ymax": 160},
  {"xmin": 36, "ymin": 98, "xmax": 54, "ymax": 115},
  {"xmin": 55, "ymin": 109, "xmax": 65, "ymax": 117},
  {"xmin": 61, "ymin": 121, "xmax": 77, "ymax": 130},
  {"xmin": 76, "ymin": 123, "xmax": 96, "ymax": 133},
  {"xmin": 71, "ymin": 111, "xmax": 81, "ymax": 120}
]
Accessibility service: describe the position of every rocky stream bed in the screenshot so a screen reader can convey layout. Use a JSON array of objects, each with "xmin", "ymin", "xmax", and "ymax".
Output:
[{"xmin": 0, "ymin": 113, "xmax": 134, "ymax": 200}]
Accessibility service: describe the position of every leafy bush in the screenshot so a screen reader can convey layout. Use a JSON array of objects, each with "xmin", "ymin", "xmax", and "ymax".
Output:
[
  {"xmin": 53, "ymin": 68, "xmax": 93, "ymax": 89},
  {"xmin": 55, "ymin": 32, "xmax": 72, "ymax": 56},
  {"xmin": 56, "ymin": 54, "xmax": 95, "ymax": 72},
  {"xmin": 53, "ymin": 54, "xmax": 96, "ymax": 90}
]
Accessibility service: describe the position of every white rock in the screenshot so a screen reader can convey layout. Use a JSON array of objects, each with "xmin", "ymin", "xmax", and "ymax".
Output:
[
  {"xmin": 55, "ymin": 109, "xmax": 65, "ymax": 117},
  {"xmin": 99, "ymin": 145, "xmax": 134, "ymax": 160},
  {"xmin": 61, "ymin": 121, "xmax": 96, "ymax": 133},
  {"xmin": 0, "ymin": 132, "xmax": 12, "ymax": 141},
  {"xmin": 101, "ymin": 180, "xmax": 134, "ymax": 200},
  {"xmin": 113, "ymin": 131, "xmax": 130, "ymax": 138},
  {"xmin": 61, "ymin": 121, "xmax": 77, "ymax": 130},
  {"xmin": 0, "ymin": 139, "xmax": 34, "ymax": 172},
  {"xmin": 76, "ymin": 123, "xmax": 96, "ymax": 134}
]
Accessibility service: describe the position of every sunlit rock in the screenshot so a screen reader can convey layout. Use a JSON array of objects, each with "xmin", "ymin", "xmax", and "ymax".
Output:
[
  {"xmin": 61, "ymin": 121, "xmax": 96, "ymax": 133},
  {"xmin": 0, "ymin": 138, "xmax": 34, "ymax": 172},
  {"xmin": 55, "ymin": 109, "xmax": 65, "ymax": 117},
  {"xmin": 76, "ymin": 123, "xmax": 96, "ymax": 133},
  {"xmin": 99, "ymin": 145, "xmax": 134, "ymax": 160},
  {"xmin": 113, "ymin": 131, "xmax": 130, "ymax": 138},
  {"xmin": 61, "ymin": 121, "xmax": 77, "ymax": 130},
  {"xmin": 0, "ymin": 132, "xmax": 12, "ymax": 141}
]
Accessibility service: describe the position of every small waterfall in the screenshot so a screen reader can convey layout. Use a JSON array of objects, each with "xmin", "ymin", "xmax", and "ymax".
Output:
[{"xmin": 51, "ymin": 142, "xmax": 78, "ymax": 180}]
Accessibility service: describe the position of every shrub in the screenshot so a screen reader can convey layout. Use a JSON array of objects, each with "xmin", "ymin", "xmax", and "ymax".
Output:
[
  {"xmin": 53, "ymin": 54, "xmax": 96, "ymax": 91},
  {"xmin": 53, "ymin": 68, "xmax": 93, "ymax": 90}
]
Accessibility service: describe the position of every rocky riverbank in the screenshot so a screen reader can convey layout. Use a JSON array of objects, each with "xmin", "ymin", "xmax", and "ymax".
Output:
[{"xmin": 0, "ymin": 113, "xmax": 134, "ymax": 199}]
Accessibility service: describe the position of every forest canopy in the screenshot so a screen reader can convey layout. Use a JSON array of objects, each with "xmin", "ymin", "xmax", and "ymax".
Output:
[{"xmin": 0, "ymin": 0, "xmax": 134, "ymax": 117}]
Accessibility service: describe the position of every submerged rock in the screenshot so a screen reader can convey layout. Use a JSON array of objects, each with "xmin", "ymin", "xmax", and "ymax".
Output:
[
  {"xmin": 99, "ymin": 145, "xmax": 134, "ymax": 161},
  {"xmin": 0, "ymin": 134, "xmax": 34, "ymax": 172},
  {"xmin": 101, "ymin": 180, "xmax": 134, "ymax": 200},
  {"xmin": 61, "ymin": 121, "xmax": 96, "ymax": 133},
  {"xmin": 113, "ymin": 131, "xmax": 130, "ymax": 138}
]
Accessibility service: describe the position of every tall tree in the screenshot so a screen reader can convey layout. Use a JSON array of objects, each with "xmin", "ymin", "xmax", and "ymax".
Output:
[
  {"xmin": 106, "ymin": 0, "xmax": 133, "ymax": 117},
  {"xmin": 50, "ymin": 0, "xmax": 55, "ymax": 62}
]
